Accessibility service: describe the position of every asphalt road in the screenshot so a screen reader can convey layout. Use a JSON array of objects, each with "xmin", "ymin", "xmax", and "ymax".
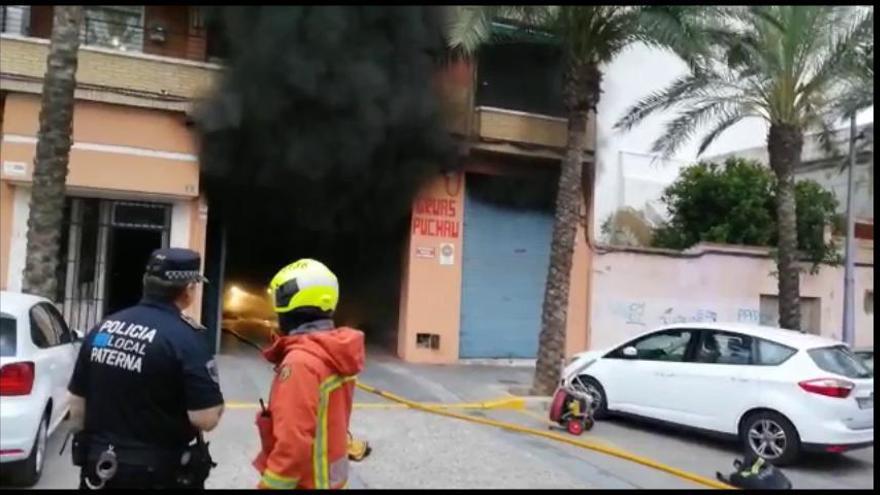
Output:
[{"xmin": 9, "ymin": 333, "xmax": 874, "ymax": 489}]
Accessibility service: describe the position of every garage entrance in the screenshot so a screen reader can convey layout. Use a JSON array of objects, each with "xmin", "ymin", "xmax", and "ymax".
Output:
[
  {"xmin": 204, "ymin": 195, "xmax": 408, "ymax": 354},
  {"xmin": 459, "ymin": 169, "xmax": 557, "ymax": 359}
]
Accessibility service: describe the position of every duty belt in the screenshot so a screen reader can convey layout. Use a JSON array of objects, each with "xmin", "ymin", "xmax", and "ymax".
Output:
[
  {"xmin": 86, "ymin": 442, "xmax": 183, "ymax": 469},
  {"xmin": 83, "ymin": 445, "xmax": 118, "ymax": 490}
]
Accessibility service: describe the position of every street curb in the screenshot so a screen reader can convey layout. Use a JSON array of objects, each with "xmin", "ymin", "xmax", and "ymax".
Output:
[{"xmin": 457, "ymin": 358, "xmax": 537, "ymax": 368}]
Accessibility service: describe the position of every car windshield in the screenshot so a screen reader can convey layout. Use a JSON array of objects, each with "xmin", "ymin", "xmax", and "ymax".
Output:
[
  {"xmin": 0, "ymin": 314, "xmax": 16, "ymax": 357},
  {"xmin": 808, "ymin": 345, "xmax": 873, "ymax": 379}
]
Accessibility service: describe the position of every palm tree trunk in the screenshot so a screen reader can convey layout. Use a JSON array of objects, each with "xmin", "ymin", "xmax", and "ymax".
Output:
[
  {"xmin": 767, "ymin": 123, "xmax": 803, "ymax": 331},
  {"xmin": 532, "ymin": 59, "xmax": 600, "ymax": 396},
  {"xmin": 21, "ymin": 6, "xmax": 83, "ymax": 300}
]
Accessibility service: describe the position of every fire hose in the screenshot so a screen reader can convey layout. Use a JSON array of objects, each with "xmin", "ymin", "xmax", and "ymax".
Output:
[
  {"xmin": 354, "ymin": 381, "xmax": 733, "ymax": 490},
  {"xmin": 222, "ymin": 328, "xmax": 734, "ymax": 489}
]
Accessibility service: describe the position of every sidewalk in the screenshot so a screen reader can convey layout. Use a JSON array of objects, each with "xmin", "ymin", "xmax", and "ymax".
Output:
[
  {"xmin": 207, "ymin": 341, "xmax": 700, "ymax": 489},
  {"xmin": 24, "ymin": 337, "xmax": 871, "ymax": 489}
]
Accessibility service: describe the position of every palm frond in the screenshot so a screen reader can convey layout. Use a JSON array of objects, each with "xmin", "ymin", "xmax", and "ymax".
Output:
[
  {"xmin": 814, "ymin": 115, "xmax": 842, "ymax": 161},
  {"xmin": 696, "ymin": 107, "xmax": 751, "ymax": 156},
  {"xmin": 748, "ymin": 6, "xmax": 786, "ymax": 34},
  {"xmin": 634, "ymin": 5, "xmax": 723, "ymax": 69},
  {"xmin": 614, "ymin": 71, "xmax": 717, "ymax": 131},
  {"xmin": 445, "ymin": 6, "xmax": 495, "ymax": 55},
  {"xmin": 651, "ymin": 99, "xmax": 744, "ymax": 158},
  {"xmin": 796, "ymin": 7, "xmax": 873, "ymax": 111}
]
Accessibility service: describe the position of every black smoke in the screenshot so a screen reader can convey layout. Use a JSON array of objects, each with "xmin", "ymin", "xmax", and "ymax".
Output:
[
  {"xmin": 197, "ymin": 6, "xmax": 454, "ymax": 235},
  {"xmin": 195, "ymin": 6, "xmax": 455, "ymax": 340}
]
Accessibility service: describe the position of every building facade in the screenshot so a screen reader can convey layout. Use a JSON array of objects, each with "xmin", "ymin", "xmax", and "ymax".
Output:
[
  {"xmin": 1, "ymin": 6, "xmax": 218, "ymax": 341},
  {"xmin": 398, "ymin": 38, "xmax": 595, "ymax": 363},
  {"xmin": 1, "ymin": 8, "xmax": 595, "ymax": 361}
]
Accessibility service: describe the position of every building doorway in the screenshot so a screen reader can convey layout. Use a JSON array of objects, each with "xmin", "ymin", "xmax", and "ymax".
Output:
[
  {"xmin": 58, "ymin": 198, "xmax": 170, "ymax": 330},
  {"xmin": 105, "ymin": 228, "xmax": 164, "ymax": 314}
]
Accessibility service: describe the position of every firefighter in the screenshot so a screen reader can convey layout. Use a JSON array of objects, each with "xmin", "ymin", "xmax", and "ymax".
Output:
[{"xmin": 253, "ymin": 259, "xmax": 366, "ymax": 489}]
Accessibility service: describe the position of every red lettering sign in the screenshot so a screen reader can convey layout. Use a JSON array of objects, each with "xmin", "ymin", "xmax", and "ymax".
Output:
[
  {"xmin": 413, "ymin": 198, "xmax": 457, "ymax": 217},
  {"xmin": 411, "ymin": 218, "xmax": 460, "ymax": 238},
  {"xmin": 411, "ymin": 196, "xmax": 460, "ymax": 238}
]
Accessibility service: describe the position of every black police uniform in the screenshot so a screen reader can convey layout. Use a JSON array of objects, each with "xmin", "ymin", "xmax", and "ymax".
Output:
[{"xmin": 67, "ymin": 248, "xmax": 224, "ymax": 490}]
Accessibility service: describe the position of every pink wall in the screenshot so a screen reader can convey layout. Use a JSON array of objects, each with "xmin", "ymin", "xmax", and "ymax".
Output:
[
  {"xmin": 0, "ymin": 93, "xmax": 207, "ymax": 319},
  {"xmin": 397, "ymin": 173, "xmax": 465, "ymax": 363},
  {"xmin": 397, "ymin": 171, "xmax": 592, "ymax": 364},
  {"xmin": 590, "ymin": 242, "xmax": 875, "ymax": 350},
  {"xmin": 0, "ymin": 94, "xmax": 199, "ymax": 198}
]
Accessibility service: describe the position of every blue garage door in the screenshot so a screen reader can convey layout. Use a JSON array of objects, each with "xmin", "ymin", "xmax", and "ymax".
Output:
[{"xmin": 459, "ymin": 174, "xmax": 555, "ymax": 358}]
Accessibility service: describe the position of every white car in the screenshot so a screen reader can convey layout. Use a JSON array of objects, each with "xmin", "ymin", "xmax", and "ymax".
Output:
[
  {"xmin": 563, "ymin": 322, "xmax": 873, "ymax": 465},
  {"xmin": 0, "ymin": 291, "xmax": 81, "ymax": 486}
]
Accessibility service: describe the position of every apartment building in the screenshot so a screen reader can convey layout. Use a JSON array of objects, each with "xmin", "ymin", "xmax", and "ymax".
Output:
[{"xmin": 1, "ymin": 7, "xmax": 595, "ymax": 362}]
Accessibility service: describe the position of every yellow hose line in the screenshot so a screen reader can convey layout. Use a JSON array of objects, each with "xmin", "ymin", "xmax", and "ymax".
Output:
[{"xmin": 354, "ymin": 381, "xmax": 735, "ymax": 490}]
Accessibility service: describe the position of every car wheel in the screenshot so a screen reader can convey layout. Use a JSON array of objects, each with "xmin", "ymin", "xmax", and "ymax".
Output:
[
  {"xmin": 741, "ymin": 411, "xmax": 801, "ymax": 466},
  {"xmin": 575, "ymin": 376, "xmax": 609, "ymax": 420}
]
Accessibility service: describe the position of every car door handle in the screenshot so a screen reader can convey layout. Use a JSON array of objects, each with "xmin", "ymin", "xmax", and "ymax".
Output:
[{"xmin": 655, "ymin": 372, "xmax": 675, "ymax": 377}]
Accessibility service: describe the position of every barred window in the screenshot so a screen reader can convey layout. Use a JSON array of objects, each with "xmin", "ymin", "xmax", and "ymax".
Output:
[{"xmin": 82, "ymin": 6, "xmax": 145, "ymax": 52}]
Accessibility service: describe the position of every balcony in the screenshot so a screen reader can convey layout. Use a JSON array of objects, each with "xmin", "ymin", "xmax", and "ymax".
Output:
[
  {"xmin": 1, "ymin": 7, "xmax": 594, "ymax": 156},
  {"xmin": 433, "ymin": 41, "xmax": 595, "ymax": 160},
  {"xmin": 1, "ymin": 5, "xmax": 223, "ymax": 63},
  {"xmin": 1, "ymin": 6, "xmax": 222, "ymax": 109}
]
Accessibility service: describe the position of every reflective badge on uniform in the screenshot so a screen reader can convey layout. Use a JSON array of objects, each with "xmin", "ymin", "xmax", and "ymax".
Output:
[
  {"xmin": 278, "ymin": 365, "xmax": 291, "ymax": 381},
  {"xmin": 206, "ymin": 359, "xmax": 220, "ymax": 384}
]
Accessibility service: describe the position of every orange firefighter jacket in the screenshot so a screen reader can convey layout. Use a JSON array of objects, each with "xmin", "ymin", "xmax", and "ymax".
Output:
[{"xmin": 253, "ymin": 327, "xmax": 365, "ymax": 489}]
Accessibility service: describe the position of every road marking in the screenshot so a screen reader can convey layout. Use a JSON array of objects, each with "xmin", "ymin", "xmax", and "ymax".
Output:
[
  {"xmin": 225, "ymin": 396, "xmax": 526, "ymax": 411},
  {"xmin": 512, "ymin": 407, "xmax": 555, "ymax": 426}
]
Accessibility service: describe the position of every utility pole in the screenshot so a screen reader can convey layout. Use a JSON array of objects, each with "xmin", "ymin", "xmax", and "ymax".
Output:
[{"xmin": 841, "ymin": 114, "xmax": 857, "ymax": 347}]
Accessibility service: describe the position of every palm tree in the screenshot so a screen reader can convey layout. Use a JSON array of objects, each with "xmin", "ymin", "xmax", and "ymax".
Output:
[
  {"xmin": 446, "ymin": 6, "xmax": 704, "ymax": 395},
  {"xmin": 22, "ymin": 6, "xmax": 84, "ymax": 300},
  {"xmin": 833, "ymin": 35, "xmax": 873, "ymax": 119},
  {"xmin": 616, "ymin": 6, "xmax": 873, "ymax": 332}
]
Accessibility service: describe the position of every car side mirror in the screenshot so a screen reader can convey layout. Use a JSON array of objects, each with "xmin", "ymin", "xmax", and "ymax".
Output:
[{"xmin": 622, "ymin": 346, "xmax": 638, "ymax": 358}]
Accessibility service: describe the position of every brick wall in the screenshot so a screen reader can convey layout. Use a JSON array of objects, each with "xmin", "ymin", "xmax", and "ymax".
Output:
[{"xmin": 0, "ymin": 35, "xmax": 219, "ymax": 100}]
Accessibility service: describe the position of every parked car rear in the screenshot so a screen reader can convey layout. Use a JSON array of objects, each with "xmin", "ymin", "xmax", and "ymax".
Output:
[{"xmin": 0, "ymin": 292, "xmax": 80, "ymax": 486}]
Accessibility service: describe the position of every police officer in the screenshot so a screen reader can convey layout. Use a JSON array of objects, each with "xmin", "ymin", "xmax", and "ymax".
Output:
[{"xmin": 67, "ymin": 248, "xmax": 225, "ymax": 489}]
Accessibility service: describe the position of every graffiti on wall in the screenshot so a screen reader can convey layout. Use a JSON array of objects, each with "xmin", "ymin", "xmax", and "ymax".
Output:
[
  {"xmin": 659, "ymin": 307, "xmax": 717, "ymax": 325},
  {"xmin": 610, "ymin": 300, "xmax": 775, "ymax": 328}
]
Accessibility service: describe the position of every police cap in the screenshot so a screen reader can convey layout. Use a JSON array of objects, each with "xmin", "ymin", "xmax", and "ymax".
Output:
[{"xmin": 145, "ymin": 248, "xmax": 208, "ymax": 284}]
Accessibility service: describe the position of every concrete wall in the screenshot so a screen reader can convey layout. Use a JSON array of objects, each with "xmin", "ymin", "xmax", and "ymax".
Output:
[{"xmin": 590, "ymin": 243, "xmax": 875, "ymax": 351}]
